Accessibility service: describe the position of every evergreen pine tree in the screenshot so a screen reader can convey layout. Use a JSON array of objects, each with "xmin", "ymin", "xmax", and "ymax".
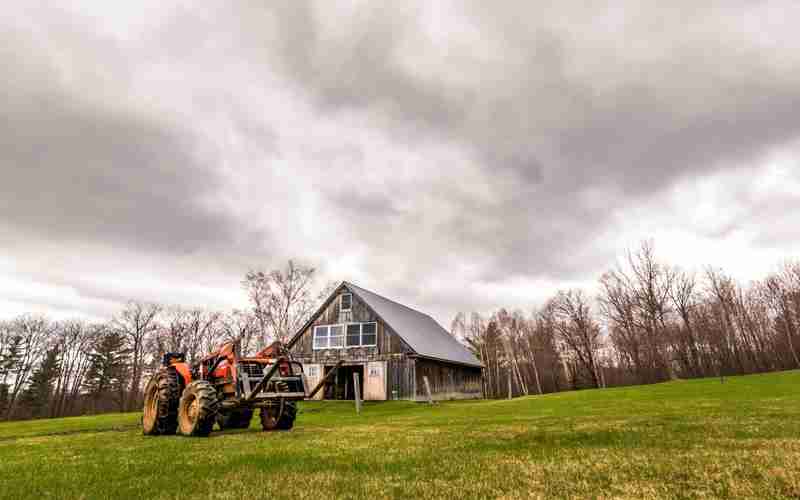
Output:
[
  {"xmin": 83, "ymin": 332, "xmax": 129, "ymax": 412},
  {"xmin": 0, "ymin": 336, "xmax": 23, "ymax": 417},
  {"xmin": 0, "ymin": 335, "xmax": 23, "ymax": 383},
  {"xmin": 19, "ymin": 347, "xmax": 60, "ymax": 418}
]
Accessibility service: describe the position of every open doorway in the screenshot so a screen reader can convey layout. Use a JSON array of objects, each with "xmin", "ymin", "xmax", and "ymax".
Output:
[{"xmin": 323, "ymin": 364, "xmax": 364, "ymax": 400}]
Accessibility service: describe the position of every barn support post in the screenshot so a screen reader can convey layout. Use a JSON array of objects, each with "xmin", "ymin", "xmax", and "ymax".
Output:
[
  {"xmin": 353, "ymin": 372, "xmax": 362, "ymax": 415},
  {"xmin": 423, "ymin": 376, "xmax": 434, "ymax": 404}
]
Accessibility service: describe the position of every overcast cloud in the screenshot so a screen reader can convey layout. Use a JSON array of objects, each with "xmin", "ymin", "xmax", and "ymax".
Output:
[{"xmin": 2, "ymin": 1, "xmax": 799, "ymax": 325}]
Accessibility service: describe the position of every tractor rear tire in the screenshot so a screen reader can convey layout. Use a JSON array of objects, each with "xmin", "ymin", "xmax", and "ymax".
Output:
[
  {"xmin": 142, "ymin": 369, "xmax": 180, "ymax": 436},
  {"xmin": 178, "ymin": 380, "xmax": 219, "ymax": 437},
  {"xmin": 218, "ymin": 409, "xmax": 253, "ymax": 430},
  {"xmin": 260, "ymin": 401, "xmax": 297, "ymax": 431}
]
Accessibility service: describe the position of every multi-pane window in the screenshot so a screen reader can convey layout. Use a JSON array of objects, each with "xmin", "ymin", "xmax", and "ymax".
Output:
[
  {"xmin": 312, "ymin": 326, "xmax": 330, "ymax": 349},
  {"xmin": 346, "ymin": 324, "xmax": 361, "ymax": 347},
  {"xmin": 330, "ymin": 325, "xmax": 344, "ymax": 348},
  {"xmin": 362, "ymin": 323, "xmax": 376, "ymax": 346},
  {"xmin": 313, "ymin": 322, "xmax": 377, "ymax": 350},
  {"xmin": 340, "ymin": 293, "xmax": 352, "ymax": 312}
]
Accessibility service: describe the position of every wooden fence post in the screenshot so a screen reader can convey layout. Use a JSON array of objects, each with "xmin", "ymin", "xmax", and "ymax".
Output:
[
  {"xmin": 423, "ymin": 375, "xmax": 434, "ymax": 404},
  {"xmin": 353, "ymin": 372, "xmax": 362, "ymax": 415}
]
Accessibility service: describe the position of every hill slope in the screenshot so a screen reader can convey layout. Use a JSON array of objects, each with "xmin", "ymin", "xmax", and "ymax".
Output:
[{"xmin": 1, "ymin": 371, "xmax": 799, "ymax": 499}]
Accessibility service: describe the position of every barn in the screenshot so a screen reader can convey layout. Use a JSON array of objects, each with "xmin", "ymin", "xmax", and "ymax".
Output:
[{"xmin": 289, "ymin": 281, "xmax": 483, "ymax": 401}]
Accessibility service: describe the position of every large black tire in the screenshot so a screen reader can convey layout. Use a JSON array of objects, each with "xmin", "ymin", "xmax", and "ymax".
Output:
[
  {"xmin": 218, "ymin": 409, "xmax": 253, "ymax": 430},
  {"xmin": 142, "ymin": 369, "xmax": 180, "ymax": 436},
  {"xmin": 260, "ymin": 401, "xmax": 297, "ymax": 431},
  {"xmin": 178, "ymin": 380, "xmax": 219, "ymax": 437}
]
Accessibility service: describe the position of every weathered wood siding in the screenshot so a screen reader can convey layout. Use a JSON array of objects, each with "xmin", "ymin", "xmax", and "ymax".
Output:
[
  {"xmin": 291, "ymin": 286, "xmax": 483, "ymax": 401},
  {"xmin": 290, "ymin": 288, "xmax": 413, "ymax": 363},
  {"xmin": 387, "ymin": 356, "xmax": 416, "ymax": 400},
  {"xmin": 291, "ymin": 288, "xmax": 417, "ymax": 400},
  {"xmin": 414, "ymin": 358, "xmax": 483, "ymax": 401}
]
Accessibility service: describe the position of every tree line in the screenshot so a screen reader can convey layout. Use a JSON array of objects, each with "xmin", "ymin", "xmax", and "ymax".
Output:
[
  {"xmin": 0, "ymin": 262, "xmax": 326, "ymax": 420},
  {"xmin": 453, "ymin": 241, "xmax": 800, "ymax": 398},
  {"xmin": 4, "ymin": 244, "xmax": 800, "ymax": 419}
]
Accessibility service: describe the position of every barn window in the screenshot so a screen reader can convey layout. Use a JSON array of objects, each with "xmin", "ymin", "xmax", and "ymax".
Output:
[
  {"xmin": 361, "ymin": 323, "xmax": 377, "ymax": 346},
  {"xmin": 340, "ymin": 293, "xmax": 352, "ymax": 312},
  {"xmin": 306, "ymin": 366, "xmax": 319, "ymax": 377},
  {"xmin": 313, "ymin": 326, "xmax": 329, "ymax": 349},
  {"xmin": 346, "ymin": 324, "xmax": 361, "ymax": 346},
  {"xmin": 329, "ymin": 325, "xmax": 345, "ymax": 348},
  {"xmin": 313, "ymin": 322, "xmax": 378, "ymax": 349}
]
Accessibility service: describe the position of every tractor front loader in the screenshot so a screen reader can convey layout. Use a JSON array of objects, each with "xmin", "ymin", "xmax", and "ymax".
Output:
[{"xmin": 142, "ymin": 340, "xmax": 306, "ymax": 437}]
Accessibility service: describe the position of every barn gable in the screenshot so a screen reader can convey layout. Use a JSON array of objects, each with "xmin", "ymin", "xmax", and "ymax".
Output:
[
  {"xmin": 289, "ymin": 281, "xmax": 483, "ymax": 401},
  {"xmin": 343, "ymin": 282, "xmax": 482, "ymax": 368},
  {"xmin": 289, "ymin": 283, "xmax": 414, "ymax": 357}
]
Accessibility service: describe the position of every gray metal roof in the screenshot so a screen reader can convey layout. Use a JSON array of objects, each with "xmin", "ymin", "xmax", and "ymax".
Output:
[{"xmin": 344, "ymin": 282, "xmax": 483, "ymax": 368}]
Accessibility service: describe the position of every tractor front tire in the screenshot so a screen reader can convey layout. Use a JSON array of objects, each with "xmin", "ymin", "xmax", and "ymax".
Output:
[
  {"xmin": 178, "ymin": 380, "xmax": 219, "ymax": 437},
  {"xmin": 218, "ymin": 409, "xmax": 253, "ymax": 430},
  {"xmin": 260, "ymin": 401, "xmax": 297, "ymax": 431},
  {"xmin": 142, "ymin": 369, "xmax": 180, "ymax": 436}
]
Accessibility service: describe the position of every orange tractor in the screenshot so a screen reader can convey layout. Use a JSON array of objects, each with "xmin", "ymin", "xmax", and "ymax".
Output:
[{"xmin": 142, "ymin": 340, "xmax": 307, "ymax": 437}]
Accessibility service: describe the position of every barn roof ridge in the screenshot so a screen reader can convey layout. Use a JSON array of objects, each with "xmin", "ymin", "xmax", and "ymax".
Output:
[
  {"xmin": 341, "ymin": 280, "xmax": 431, "ymax": 317},
  {"xmin": 342, "ymin": 281, "xmax": 483, "ymax": 368}
]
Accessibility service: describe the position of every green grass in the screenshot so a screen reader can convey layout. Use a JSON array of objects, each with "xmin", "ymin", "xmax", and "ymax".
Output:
[{"xmin": 1, "ymin": 372, "xmax": 799, "ymax": 499}]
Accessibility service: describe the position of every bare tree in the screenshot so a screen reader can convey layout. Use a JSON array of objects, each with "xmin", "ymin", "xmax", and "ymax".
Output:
[
  {"xmin": 4, "ymin": 315, "xmax": 51, "ymax": 418},
  {"xmin": 520, "ymin": 315, "xmax": 543, "ymax": 395},
  {"xmin": 182, "ymin": 309, "xmax": 220, "ymax": 362},
  {"xmin": 450, "ymin": 312, "xmax": 467, "ymax": 340},
  {"xmin": 600, "ymin": 241, "xmax": 676, "ymax": 382},
  {"xmin": 669, "ymin": 269, "xmax": 704, "ymax": 377},
  {"xmin": 531, "ymin": 307, "xmax": 563, "ymax": 393},
  {"xmin": 112, "ymin": 302, "xmax": 161, "ymax": 411},
  {"xmin": 242, "ymin": 261, "xmax": 323, "ymax": 346},
  {"xmin": 705, "ymin": 267, "xmax": 746, "ymax": 374},
  {"xmin": 763, "ymin": 271, "xmax": 800, "ymax": 369},
  {"xmin": 495, "ymin": 309, "xmax": 529, "ymax": 396},
  {"xmin": 462, "ymin": 313, "xmax": 504, "ymax": 398},
  {"xmin": 0, "ymin": 320, "xmax": 13, "ymax": 392},
  {"xmin": 732, "ymin": 285, "xmax": 772, "ymax": 372},
  {"xmin": 51, "ymin": 320, "xmax": 96, "ymax": 417},
  {"xmin": 152, "ymin": 307, "xmax": 219, "ymax": 364},
  {"xmin": 548, "ymin": 290, "xmax": 604, "ymax": 388},
  {"xmin": 218, "ymin": 310, "xmax": 260, "ymax": 356}
]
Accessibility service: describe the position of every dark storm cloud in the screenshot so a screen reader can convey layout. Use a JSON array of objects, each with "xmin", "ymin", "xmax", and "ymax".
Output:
[
  {"xmin": 1, "ymin": 96, "xmax": 247, "ymax": 254},
  {"xmin": 3, "ymin": 1, "xmax": 800, "ymax": 321},
  {"xmin": 0, "ymin": 15, "xmax": 270, "ymax": 258},
  {"xmin": 250, "ymin": 1, "xmax": 800, "ymax": 281},
  {"xmin": 263, "ymin": 2, "xmax": 469, "ymax": 135},
  {"xmin": 327, "ymin": 189, "xmax": 405, "ymax": 224}
]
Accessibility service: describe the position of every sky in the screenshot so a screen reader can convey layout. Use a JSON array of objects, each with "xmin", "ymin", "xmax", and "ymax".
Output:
[{"xmin": 2, "ymin": 1, "xmax": 800, "ymax": 326}]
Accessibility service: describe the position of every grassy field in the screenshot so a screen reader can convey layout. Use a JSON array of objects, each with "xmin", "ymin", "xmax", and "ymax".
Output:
[{"xmin": 1, "ymin": 371, "xmax": 799, "ymax": 499}]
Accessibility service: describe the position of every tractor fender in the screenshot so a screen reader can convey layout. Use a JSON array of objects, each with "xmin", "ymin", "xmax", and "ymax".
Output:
[{"xmin": 171, "ymin": 362, "xmax": 193, "ymax": 386}]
